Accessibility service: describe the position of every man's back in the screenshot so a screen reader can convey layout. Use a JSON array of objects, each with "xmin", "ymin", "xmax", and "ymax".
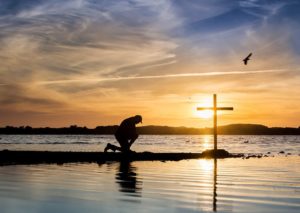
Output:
[{"xmin": 115, "ymin": 117, "xmax": 137, "ymax": 139}]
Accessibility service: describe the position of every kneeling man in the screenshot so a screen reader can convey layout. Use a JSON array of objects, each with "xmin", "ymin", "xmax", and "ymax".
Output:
[{"xmin": 104, "ymin": 115, "xmax": 142, "ymax": 153}]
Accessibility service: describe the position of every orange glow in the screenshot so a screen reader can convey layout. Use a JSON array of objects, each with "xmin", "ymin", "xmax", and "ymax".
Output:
[
  {"xmin": 203, "ymin": 135, "xmax": 212, "ymax": 150},
  {"xmin": 194, "ymin": 97, "xmax": 214, "ymax": 119},
  {"xmin": 196, "ymin": 110, "xmax": 214, "ymax": 119}
]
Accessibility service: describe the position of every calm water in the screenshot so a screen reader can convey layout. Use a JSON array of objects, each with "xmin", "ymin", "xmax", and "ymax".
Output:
[
  {"xmin": 1, "ymin": 135, "xmax": 300, "ymax": 155},
  {"xmin": 0, "ymin": 157, "xmax": 299, "ymax": 213},
  {"xmin": 0, "ymin": 135, "xmax": 300, "ymax": 212}
]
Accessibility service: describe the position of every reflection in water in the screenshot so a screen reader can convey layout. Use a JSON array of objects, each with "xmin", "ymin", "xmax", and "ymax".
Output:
[
  {"xmin": 196, "ymin": 159, "xmax": 218, "ymax": 212},
  {"xmin": 0, "ymin": 158, "xmax": 300, "ymax": 212},
  {"xmin": 115, "ymin": 161, "xmax": 142, "ymax": 196},
  {"xmin": 213, "ymin": 158, "xmax": 217, "ymax": 212},
  {"xmin": 203, "ymin": 135, "xmax": 212, "ymax": 150}
]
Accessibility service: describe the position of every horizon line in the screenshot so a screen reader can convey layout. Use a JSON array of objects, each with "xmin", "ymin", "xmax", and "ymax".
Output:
[{"xmin": 1, "ymin": 123, "xmax": 299, "ymax": 129}]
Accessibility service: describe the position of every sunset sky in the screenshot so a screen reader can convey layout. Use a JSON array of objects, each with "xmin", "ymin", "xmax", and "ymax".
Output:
[{"xmin": 0, "ymin": 0, "xmax": 300, "ymax": 128}]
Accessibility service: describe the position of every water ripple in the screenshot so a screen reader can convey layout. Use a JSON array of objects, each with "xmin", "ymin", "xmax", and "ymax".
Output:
[{"xmin": 0, "ymin": 155, "xmax": 299, "ymax": 212}]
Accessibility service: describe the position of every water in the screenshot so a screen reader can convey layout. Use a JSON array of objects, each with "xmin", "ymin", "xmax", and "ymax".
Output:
[
  {"xmin": 0, "ymin": 157, "xmax": 299, "ymax": 213},
  {"xmin": 0, "ymin": 135, "xmax": 300, "ymax": 212},
  {"xmin": 1, "ymin": 135, "xmax": 300, "ymax": 155}
]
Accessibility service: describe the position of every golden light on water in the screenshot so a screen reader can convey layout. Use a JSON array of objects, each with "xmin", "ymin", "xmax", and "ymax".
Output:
[
  {"xmin": 197, "ymin": 159, "xmax": 214, "ymax": 172},
  {"xmin": 203, "ymin": 135, "xmax": 212, "ymax": 150}
]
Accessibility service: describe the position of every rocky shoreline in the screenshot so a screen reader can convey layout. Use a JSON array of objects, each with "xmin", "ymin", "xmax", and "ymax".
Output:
[
  {"xmin": 0, "ymin": 149, "xmax": 245, "ymax": 165},
  {"xmin": 0, "ymin": 149, "xmax": 296, "ymax": 166}
]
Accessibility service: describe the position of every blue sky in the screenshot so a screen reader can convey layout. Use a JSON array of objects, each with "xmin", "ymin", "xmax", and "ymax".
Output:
[{"xmin": 0, "ymin": 0, "xmax": 300, "ymax": 127}]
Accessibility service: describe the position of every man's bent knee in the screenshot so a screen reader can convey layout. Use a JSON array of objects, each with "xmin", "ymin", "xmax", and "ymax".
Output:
[{"xmin": 132, "ymin": 134, "xmax": 138, "ymax": 140}]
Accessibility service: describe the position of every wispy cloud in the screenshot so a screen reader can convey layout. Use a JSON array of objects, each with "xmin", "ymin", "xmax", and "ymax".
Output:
[{"xmin": 36, "ymin": 69, "xmax": 284, "ymax": 85}]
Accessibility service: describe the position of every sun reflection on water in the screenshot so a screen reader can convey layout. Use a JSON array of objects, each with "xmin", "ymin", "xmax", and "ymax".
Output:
[
  {"xmin": 197, "ymin": 159, "xmax": 214, "ymax": 172},
  {"xmin": 203, "ymin": 135, "xmax": 212, "ymax": 150}
]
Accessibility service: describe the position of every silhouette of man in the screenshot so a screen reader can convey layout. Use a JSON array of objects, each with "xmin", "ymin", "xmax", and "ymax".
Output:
[{"xmin": 104, "ymin": 115, "xmax": 142, "ymax": 153}]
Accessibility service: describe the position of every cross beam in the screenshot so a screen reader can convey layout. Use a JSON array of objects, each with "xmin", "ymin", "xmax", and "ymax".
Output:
[{"xmin": 197, "ymin": 94, "xmax": 233, "ymax": 151}]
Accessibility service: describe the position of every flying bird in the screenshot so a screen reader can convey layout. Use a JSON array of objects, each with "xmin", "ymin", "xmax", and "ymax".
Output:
[{"xmin": 243, "ymin": 53, "xmax": 252, "ymax": 65}]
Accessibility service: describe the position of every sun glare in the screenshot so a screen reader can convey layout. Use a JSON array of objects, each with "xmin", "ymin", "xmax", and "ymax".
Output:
[
  {"xmin": 203, "ymin": 135, "xmax": 212, "ymax": 150},
  {"xmin": 196, "ymin": 110, "xmax": 213, "ymax": 119},
  {"xmin": 194, "ymin": 98, "xmax": 214, "ymax": 119},
  {"xmin": 197, "ymin": 159, "xmax": 213, "ymax": 172}
]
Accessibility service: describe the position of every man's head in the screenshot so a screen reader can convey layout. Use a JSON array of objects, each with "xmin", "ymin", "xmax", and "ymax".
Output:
[{"xmin": 134, "ymin": 115, "xmax": 142, "ymax": 124}]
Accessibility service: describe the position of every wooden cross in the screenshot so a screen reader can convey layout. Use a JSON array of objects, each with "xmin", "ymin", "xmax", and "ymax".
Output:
[{"xmin": 197, "ymin": 94, "xmax": 233, "ymax": 151}]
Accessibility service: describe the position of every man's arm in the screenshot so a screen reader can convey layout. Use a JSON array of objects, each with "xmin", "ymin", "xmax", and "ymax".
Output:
[{"xmin": 128, "ymin": 134, "xmax": 138, "ymax": 147}]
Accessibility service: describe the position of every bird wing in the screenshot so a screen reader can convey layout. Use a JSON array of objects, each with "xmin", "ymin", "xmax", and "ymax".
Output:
[{"xmin": 247, "ymin": 53, "xmax": 252, "ymax": 58}]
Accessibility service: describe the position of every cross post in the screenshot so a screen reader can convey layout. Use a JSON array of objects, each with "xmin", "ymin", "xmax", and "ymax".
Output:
[{"xmin": 197, "ymin": 94, "xmax": 233, "ymax": 151}]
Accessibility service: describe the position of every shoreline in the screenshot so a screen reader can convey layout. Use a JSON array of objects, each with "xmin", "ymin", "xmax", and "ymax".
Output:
[
  {"xmin": 0, "ymin": 149, "xmax": 245, "ymax": 165},
  {"xmin": 1, "ymin": 124, "xmax": 300, "ymax": 135}
]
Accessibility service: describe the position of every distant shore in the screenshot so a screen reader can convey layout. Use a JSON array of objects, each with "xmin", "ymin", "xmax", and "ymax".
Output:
[{"xmin": 1, "ymin": 124, "xmax": 300, "ymax": 135}]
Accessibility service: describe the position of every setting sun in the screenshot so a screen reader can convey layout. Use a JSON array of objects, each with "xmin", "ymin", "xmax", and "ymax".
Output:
[
  {"xmin": 196, "ymin": 110, "xmax": 214, "ymax": 119},
  {"xmin": 194, "ymin": 97, "xmax": 214, "ymax": 119}
]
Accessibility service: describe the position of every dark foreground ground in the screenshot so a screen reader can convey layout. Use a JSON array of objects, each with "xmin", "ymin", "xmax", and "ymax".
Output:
[{"xmin": 0, "ymin": 149, "xmax": 244, "ymax": 165}]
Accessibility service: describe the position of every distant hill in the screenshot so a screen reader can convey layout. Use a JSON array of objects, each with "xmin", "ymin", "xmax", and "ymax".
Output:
[{"xmin": 0, "ymin": 124, "xmax": 300, "ymax": 135}]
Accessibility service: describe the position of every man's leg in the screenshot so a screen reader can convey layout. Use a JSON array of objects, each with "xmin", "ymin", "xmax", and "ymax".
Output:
[
  {"xmin": 115, "ymin": 135, "xmax": 131, "ymax": 153},
  {"xmin": 104, "ymin": 143, "xmax": 122, "ymax": 152},
  {"xmin": 120, "ymin": 139, "xmax": 131, "ymax": 153},
  {"xmin": 119, "ymin": 135, "xmax": 138, "ymax": 153}
]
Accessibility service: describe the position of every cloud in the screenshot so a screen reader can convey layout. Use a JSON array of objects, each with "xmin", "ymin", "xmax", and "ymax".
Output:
[
  {"xmin": 33, "ymin": 69, "xmax": 284, "ymax": 85},
  {"xmin": 0, "ymin": 0, "xmax": 300, "ymax": 127},
  {"xmin": 0, "ymin": 0, "xmax": 180, "ymax": 117}
]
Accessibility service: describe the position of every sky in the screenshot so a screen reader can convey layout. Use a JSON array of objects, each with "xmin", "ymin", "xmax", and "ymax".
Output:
[{"xmin": 0, "ymin": 0, "xmax": 300, "ymax": 128}]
